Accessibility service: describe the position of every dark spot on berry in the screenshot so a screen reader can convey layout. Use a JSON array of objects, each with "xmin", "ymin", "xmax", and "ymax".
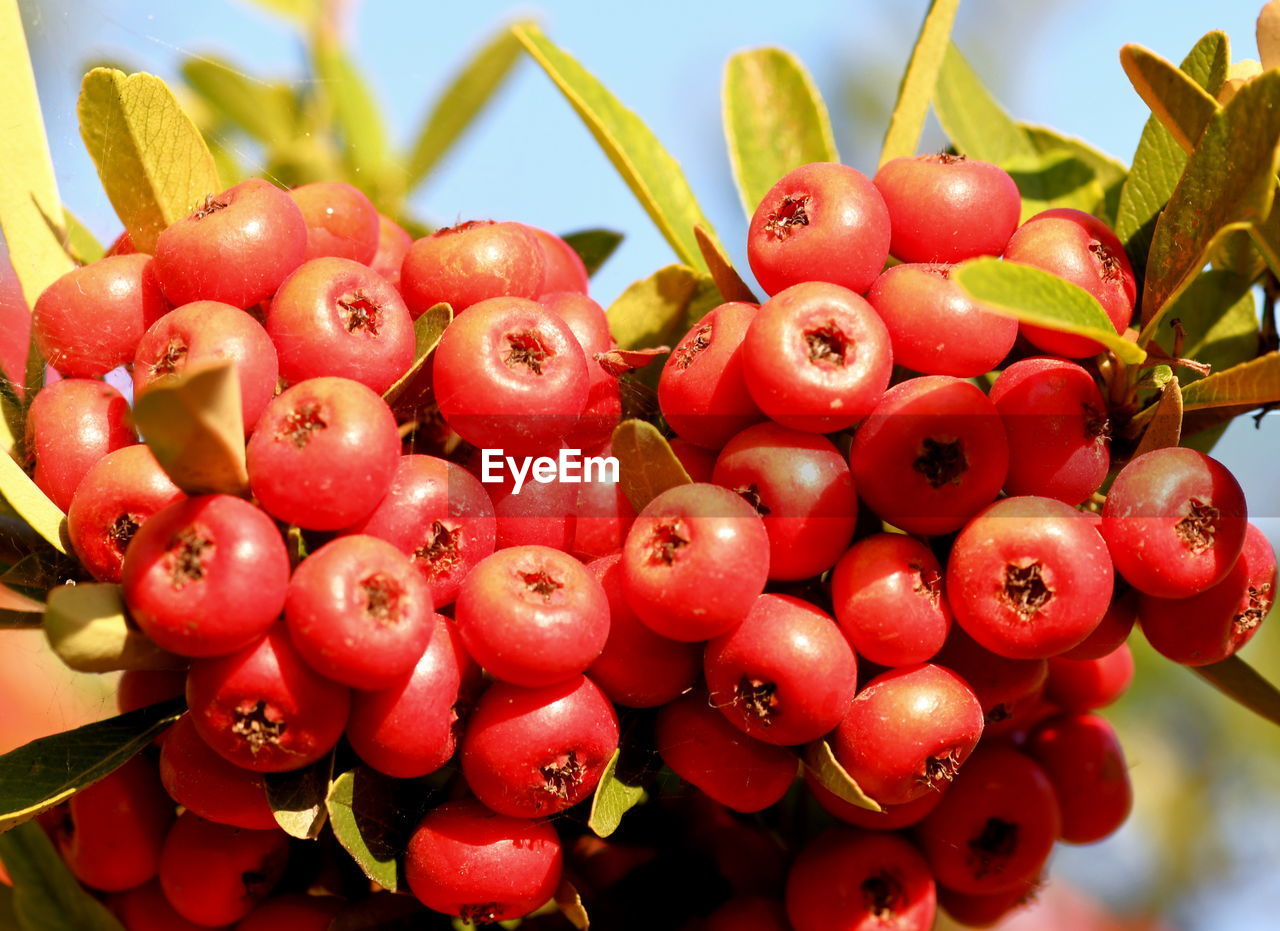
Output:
[
  {"xmin": 277, "ymin": 402, "xmax": 327, "ymax": 449},
  {"xmin": 504, "ymin": 330, "xmax": 552, "ymax": 375},
  {"xmin": 919, "ymin": 748, "xmax": 961, "ymax": 791},
  {"xmin": 861, "ymin": 871, "xmax": 903, "ymax": 922},
  {"xmin": 107, "ymin": 513, "xmax": 142, "ymax": 556},
  {"xmin": 151, "ymin": 338, "xmax": 188, "ymax": 377},
  {"xmin": 414, "ymin": 521, "xmax": 461, "ymax": 578},
  {"xmin": 804, "ymin": 323, "xmax": 848, "ymax": 366},
  {"xmin": 763, "ymin": 193, "xmax": 811, "ymax": 240},
  {"xmin": 231, "ymin": 700, "xmax": 286, "ymax": 753},
  {"xmin": 539, "ymin": 749, "xmax": 584, "ymax": 801},
  {"xmin": 968, "ymin": 817, "xmax": 1019, "ymax": 879},
  {"xmin": 913, "ymin": 437, "xmax": 967, "ymax": 488},
  {"xmin": 435, "ymin": 219, "xmax": 493, "ymax": 237},
  {"xmin": 674, "ymin": 323, "xmax": 713, "ymax": 370},
  {"xmin": 166, "ymin": 527, "xmax": 212, "ymax": 589},
  {"xmin": 459, "ymin": 903, "xmax": 501, "ymax": 925},
  {"xmin": 520, "ymin": 569, "xmax": 564, "ymax": 601},
  {"xmin": 922, "ymin": 263, "xmax": 952, "ymax": 280},
  {"xmin": 1234, "ymin": 582, "xmax": 1273, "ymax": 636},
  {"xmin": 360, "ymin": 573, "xmax": 405, "ymax": 624},
  {"xmin": 1175, "ymin": 499, "xmax": 1219, "ymax": 554},
  {"xmin": 336, "ymin": 291, "xmax": 382, "ymax": 335},
  {"xmin": 190, "ymin": 193, "xmax": 228, "ymax": 220},
  {"xmin": 986, "ymin": 702, "xmax": 1012, "ymax": 724},
  {"xmin": 734, "ymin": 483, "xmax": 771, "ymax": 516},
  {"xmin": 648, "ymin": 520, "xmax": 690, "ymax": 565},
  {"xmin": 1088, "ymin": 241, "xmax": 1123, "ymax": 283},
  {"xmin": 932, "ymin": 151, "xmax": 967, "ymax": 165},
  {"xmin": 736, "ymin": 677, "xmax": 779, "ymax": 727},
  {"xmin": 910, "ymin": 561, "xmax": 943, "ymax": 605},
  {"xmin": 1003, "ymin": 562, "xmax": 1054, "ymax": 619}
]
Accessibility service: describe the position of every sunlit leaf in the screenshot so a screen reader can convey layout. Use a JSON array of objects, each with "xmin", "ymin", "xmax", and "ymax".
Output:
[
  {"xmin": 694, "ymin": 226, "xmax": 756, "ymax": 304},
  {"xmin": 1178, "ymin": 352, "xmax": 1280, "ymax": 412},
  {"xmin": 181, "ymin": 57, "xmax": 296, "ymax": 146},
  {"xmin": 606, "ymin": 264, "xmax": 719, "ymax": 351},
  {"xmin": 1194, "ymin": 654, "xmax": 1280, "ymax": 728},
  {"xmin": 587, "ymin": 748, "xmax": 645, "ymax": 838},
  {"xmin": 1019, "ymin": 124, "xmax": 1128, "ymax": 223},
  {"xmin": 326, "ymin": 767, "xmax": 403, "ymax": 892},
  {"xmin": 610, "ymin": 420, "xmax": 692, "ymax": 513},
  {"xmin": 0, "ymin": 821, "xmax": 124, "ymax": 930},
  {"xmin": 555, "ymin": 880, "xmax": 590, "ymax": 929},
  {"xmin": 44, "ymin": 583, "xmax": 185, "ymax": 673},
  {"xmin": 1133, "ymin": 376, "xmax": 1183, "ymax": 457},
  {"xmin": 562, "ymin": 229, "xmax": 622, "ymax": 277},
  {"xmin": 265, "ymin": 751, "xmax": 333, "ymax": 840},
  {"xmin": 240, "ymin": 0, "xmax": 320, "ymax": 27},
  {"xmin": 1147, "ymin": 270, "xmax": 1258, "ymax": 378},
  {"xmin": 880, "ymin": 0, "xmax": 961, "ymax": 166},
  {"xmin": 802, "ymin": 739, "xmax": 881, "ymax": 812},
  {"xmin": 311, "ymin": 38, "xmax": 390, "ymax": 201},
  {"xmin": 383, "ymin": 302, "xmax": 452, "ymax": 417},
  {"xmin": 59, "ymin": 209, "xmax": 104, "ymax": 265},
  {"xmin": 933, "ymin": 43, "xmax": 1035, "ymax": 165},
  {"xmin": 0, "ymin": 453, "xmax": 67, "ymax": 554},
  {"xmin": 1119, "ymin": 44, "xmax": 1221, "ymax": 154}
]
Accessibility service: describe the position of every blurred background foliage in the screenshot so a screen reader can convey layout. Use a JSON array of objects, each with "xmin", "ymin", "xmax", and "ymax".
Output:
[{"xmin": 5, "ymin": 0, "xmax": 1280, "ymax": 928}]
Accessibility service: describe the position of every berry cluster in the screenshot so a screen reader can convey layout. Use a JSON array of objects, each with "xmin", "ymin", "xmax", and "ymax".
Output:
[{"xmin": 14, "ymin": 151, "xmax": 1276, "ymax": 931}]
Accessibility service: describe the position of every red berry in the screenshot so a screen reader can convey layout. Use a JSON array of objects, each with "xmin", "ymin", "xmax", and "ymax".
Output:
[
  {"xmin": 1025, "ymin": 712, "xmax": 1132, "ymax": 844},
  {"xmin": 0, "ymin": 243, "xmax": 29, "ymax": 388},
  {"xmin": 369, "ymin": 213, "xmax": 413, "ymax": 288},
  {"xmin": 186, "ymin": 627, "xmax": 351, "ymax": 772},
  {"xmin": 400, "ymin": 220, "xmax": 545, "ymax": 317},
  {"xmin": 572, "ymin": 440, "xmax": 636, "ymax": 559},
  {"xmin": 1061, "ymin": 586, "xmax": 1137, "ymax": 660},
  {"xmin": 873, "ymin": 154, "xmax": 1021, "ymax": 264},
  {"xmin": 25, "ymin": 378, "xmax": 134, "ymax": 511},
  {"xmin": 530, "ymin": 227, "xmax": 590, "ymax": 296},
  {"xmin": 706, "ymin": 896, "xmax": 790, "ymax": 931},
  {"xmin": 933, "ymin": 628, "xmax": 1048, "ymax": 737},
  {"xmin": 247, "ymin": 376, "xmax": 400, "ymax": 529},
  {"xmin": 1044, "ymin": 643, "xmax": 1134, "ymax": 711},
  {"xmin": 158, "ymin": 812, "xmax": 288, "ymax": 926},
  {"xmin": 121, "ymin": 495, "xmax": 290, "ymax": 657},
  {"xmin": 159, "ymin": 713, "xmax": 276, "ymax": 830},
  {"xmin": 669, "ymin": 437, "xmax": 718, "ymax": 481},
  {"xmin": 804, "ymin": 769, "xmax": 945, "ymax": 830},
  {"xmin": 34, "ymin": 254, "xmax": 169, "ymax": 377},
  {"xmin": 109, "ymin": 881, "xmax": 210, "ymax": 931},
  {"xmin": 936, "ymin": 876, "xmax": 1039, "ymax": 928},
  {"xmin": 743, "ymin": 281, "xmax": 892, "ymax": 433},
  {"xmin": 461, "ymin": 675, "xmax": 619, "ymax": 817},
  {"xmin": 287, "ymin": 181, "xmax": 380, "ymax": 264},
  {"xmin": 621, "ymin": 483, "xmax": 770, "ymax": 641},
  {"xmin": 850, "ymin": 376, "xmax": 1008, "ymax": 536},
  {"xmin": 747, "ymin": 162, "xmax": 891, "ymax": 296},
  {"xmin": 1101, "ymin": 447, "xmax": 1248, "ymax": 598},
  {"xmin": 154, "ymin": 179, "xmax": 307, "ymax": 308},
  {"xmin": 483, "ymin": 448, "xmax": 579, "ymax": 551},
  {"xmin": 540, "ymin": 291, "xmax": 612, "ymax": 355},
  {"xmin": 831, "ymin": 533, "xmax": 951, "ymax": 667},
  {"xmin": 833, "ymin": 663, "xmax": 984, "ymax": 807},
  {"xmin": 405, "ymin": 799, "xmax": 562, "ymax": 923},
  {"xmin": 116, "ymin": 668, "xmax": 187, "ymax": 715},
  {"xmin": 236, "ymin": 894, "xmax": 345, "ymax": 931},
  {"xmin": 947, "ymin": 496, "xmax": 1114, "ymax": 659}
]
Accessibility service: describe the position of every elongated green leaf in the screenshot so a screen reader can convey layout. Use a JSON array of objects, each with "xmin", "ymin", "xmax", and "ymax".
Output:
[
  {"xmin": 880, "ymin": 0, "xmax": 961, "ymax": 166},
  {"xmin": 588, "ymin": 748, "xmax": 645, "ymax": 838},
  {"xmin": 1119, "ymin": 44, "xmax": 1221, "ymax": 154},
  {"xmin": 1194, "ymin": 654, "xmax": 1280, "ymax": 728},
  {"xmin": 1019, "ymin": 124, "xmax": 1128, "ymax": 223},
  {"xmin": 803, "ymin": 739, "xmax": 881, "ymax": 812},
  {"xmin": 1133, "ymin": 375, "xmax": 1183, "ymax": 457},
  {"xmin": 242, "ymin": 0, "xmax": 320, "ymax": 26},
  {"xmin": 0, "ymin": 454, "xmax": 67, "ymax": 554},
  {"xmin": 78, "ymin": 68, "xmax": 222, "ymax": 254},
  {"xmin": 606, "ymin": 265, "xmax": 720, "ymax": 351},
  {"xmin": 181, "ymin": 58, "xmax": 296, "ymax": 145},
  {"xmin": 59, "ymin": 209, "xmax": 104, "ymax": 265},
  {"xmin": 694, "ymin": 226, "xmax": 756, "ymax": 304},
  {"xmin": 406, "ymin": 23, "xmax": 527, "ymax": 187},
  {"xmin": 1141, "ymin": 71, "xmax": 1280, "ymax": 326},
  {"xmin": 0, "ymin": 697, "xmax": 183, "ymax": 833},
  {"xmin": 1147, "ymin": 269, "xmax": 1258, "ymax": 379},
  {"xmin": 611, "ymin": 420, "xmax": 692, "ymax": 512},
  {"xmin": 556, "ymin": 880, "xmax": 590, "ymax": 930},
  {"xmin": 952, "ymin": 258, "xmax": 1146, "ymax": 364},
  {"xmin": 1262, "ymin": 1, "xmax": 1280, "ymax": 71},
  {"xmin": 311, "ymin": 40, "xmax": 390, "ymax": 199},
  {"xmin": 1004, "ymin": 149, "xmax": 1104, "ymax": 222},
  {"xmin": 45, "ymin": 583, "xmax": 184, "ymax": 673},
  {"xmin": 562, "ymin": 229, "xmax": 622, "ymax": 276},
  {"xmin": 326, "ymin": 768, "xmax": 402, "ymax": 892},
  {"xmin": 0, "ymin": 821, "xmax": 124, "ymax": 930},
  {"xmin": 265, "ymin": 751, "xmax": 333, "ymax": 840},
  {"xmin": 723, "ymin": 48, "xmax": 838, "ymax": 215},
  {"xmin": 383, "ymin": 303, "xmax": 452, "ymax": 417},
  {"xmin": 1178, "ymin": 352, "xmax": 1280, "ymax": 411},
  {"xmin": 933, "ymin": 44, "xmax": 1035, "ymax": 165},
  {"xmin": 513, "ymin": 24, "xmax": 717, "ymax": 272}
]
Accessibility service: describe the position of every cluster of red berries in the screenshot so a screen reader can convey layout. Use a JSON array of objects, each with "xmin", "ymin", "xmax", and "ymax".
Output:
[{"xmin": 16, "ymin": 151, "xmax": 1277, "ymax": 930}]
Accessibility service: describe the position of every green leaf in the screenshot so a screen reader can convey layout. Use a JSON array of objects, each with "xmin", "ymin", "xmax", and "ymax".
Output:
[
  {"xmin": 1019, "ymin": 124, "xmax": 1128, "ymax": 224},
  {"xmin": 264, "ymin": 751, "xmax": 333, "ymax": 840},
  {"xmin": 694, "ymin": 226, "xmax": 756, "ymax": 304},
  {"xmin": 933, "ymin": 44, "xmax": 1035, "ymax": 166},
  {"xmin": 606, "ymin": 265, "xmax": 720, "ymax": 351},
  {"xmin": 0, "ymin": 453, "xmax": 67, "ymax": 554},
  {"xmin": 44, "ymin": 583, "xmax": 184, "ymax": 673},
  {"xmin": 587, "ymin": 748, "xmax": 646, "ymax": 838},
  {"xmin": 406, "ymin": 23, "xmax": 527, "ymax": 188},
  {"xmin": 241, "ymin": 0, "xmax": 320, "ymax": 27},
  {"xmin": 0, "ymin": 697, "xmax": 183, "ymax": 833},
  {"xmin": 1003, "ymin": 149, "xmax": 1105, "ymax": 222},
  {"xmin": 611, "ymin": 419, "xmax": 693, "ymax": 513},
  {"xmin": 0, "ymin": 821, "xmax": 124, "ymax": 930},
  {"xmin": 722, "ymin": 47, "xmax": 838, "ymax": 216},
  {"xmin": 311, "ymin": 40, "xmax": 390, "ymax": 201},
  {"xmin": 77, "ymin": 68, "xmax": 222, "ymax": 254},
  {"xmin": 1119, "ymin": 44, "xmax": 1221, "ymax": 155},
  {"xmin": 802, "ymin": 739, "xmax": 881, "ymax": 812},
  {"xmin": 59, "ymin": 209, "xmax": 104, "ymax": 265},
  {"xmin": 1148, "ymin": 270, "xmax": 1259, "ymax": 380},
  {"xmin": 181, "ymin": 57, "xmax": 297, "ymax": 146},
  {"xmin": 1132, "ymin": 375, "xmax": 1183, "ymax": 456},
  {"xmin": 879, "ymin": 0, "xmax": 961, "ymax": 166},
  {"xmin": 562, "ymin": 229, "xmax": 622, "ymax": 277},
  {"xmin": 1178, "ymin": 352, "xmax": 1280, "ymax": 412},
  {"xmin": 555, "ymin": 880, "xmax": 590, "ymax": 930},
  {"xmin": 513, "ymin": 24, "xmax": 718, "ymax": 272},
  {"xmin": 326, "ymin": 767, "xmax": 402, "ymax": 892},
  {"xmin": 952, "ymin": 258, "xmax": 1147, "ymax": 364},
  {"xmin": 383, "ymin": 302, "xmax": 453, "ymax": 417},
  {"xmin": 1194, "ymin": 654, "xmax": 1280, "ymax": 728},
  {"xmin": 1141, "ymin": 71, "xmax": 1280, "ymax": 327}
]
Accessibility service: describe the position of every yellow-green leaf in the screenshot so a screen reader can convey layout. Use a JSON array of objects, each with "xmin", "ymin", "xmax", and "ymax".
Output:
[
  {"xmin": 555, "ymin": 881, "xmax": 590, "ymax": 930},
  {"xmin": 383, "ymin": 302, "xmax": 453, "ymax": 416},
  {"xmin": 588, "ymin": 748, "xmax": 646, "ymax": 838},
  {"xmin": 78, "ymin": 68, "xmax": 222, "ymax": 254},
  {"xmin": 0, "ymin": 453, "xmax": 67, "ymax": 553},
  {"xmin": 60, "ymin": 209, "xmax": 104, "ymax": 265},
  {"xmin": 1119, "ymin": 44, "xmax": 1221, "ymax": 154},
  {"xmin": 723, "ymin": 47, "xmax": 838, "ymax": 216},
  {"xmin": 606, "ymin": 265, "xmax": 720, "ymax": 351},
  {"xmin": 1133, "ymin": 375, "xmax": 1183, "ymax": 457},
  {"xmin": 406, "ymin": 23, "xmax": 527, "ymax": 188},
  {"xmin": 802, "ymin": 739, "xmax": 881, "ymax": 812},
  {"xmin": 611, "ymin": 419, "xmax": 692, "ymax": 513},
  {"xmin": 952, "ymin": 258, "xmax": 1146, "ymax": 364},
  {"xmin": 131, "ymin": 361, "xmax": 248, "ymax": 496},
  {"xmin": 880, "ymin": 0, "xmax": 961, "ymax": 166},
  {"xmin": 1145, "ymin": 269, "xmax": 1258, "ymax": 376},
  {"xmin": 1194, "ymin": 654, "xmax": 1280, "ymax": 728},
  {"xmin": 0, "ymin": 821, "xmax": 125, "ymax": 929},
  {"xmin": 933, "ymin": 43, "xmax": 1035, "ymax": 166},
  {"xmin": 1019, "ymin": 124, "xmax": 1128, "ymax": 224},
  {"xmin": 694, "ymin": 225, "xmax": 756, "ymax": 304},
  {"xmin": 241, "ymin": 0, "xmax": 320, "ymax": 27},
  {"xmin": 265, "ymin": 752, "xmax": 333, "ymax": 840},
  {"xmin": 311, "ymin": 39, "xmax": 390, "ymax": 200},
  {"xmin": 44, "ymin": 583, "xmax": 185, "ymax": 673},
  {"xmin": 562, "ymin": 229, "xmax": 622, "ymax": 277},
  {"xmin": 181, "ymin": 57, "xmax": 297, "ymax": 146},
  {"xmin": 1178, "ymin": 352, "xmax": 1280, "ymax": 412},
  {"xmin": 513, "ymin": 24, "xmax": 717, "ymax": 272},
  {"xmin": 326, "ymin": 767, "xmax": 402, "ymax": 892}
]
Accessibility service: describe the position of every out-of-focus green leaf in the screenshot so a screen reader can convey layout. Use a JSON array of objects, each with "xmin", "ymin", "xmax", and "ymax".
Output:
[
  {"xmin": 952, "ymin": 258, "xmax": 1147, "ymax": 364},
  {"xmin": 0, "ymin": 453, "xmax": 67, "ymax": 554},
  {"xmin": 1178, "ymin": 352, "xmax": 1280, "ymax": 412},
  {"xmin": 606, "ymin": 265, "xmax": 719, "ymax": 352},
  {"xmin": 1148, "ymin": 270, "xmax": 1259, "ymax": 381},
  {"xmin": 45, "ymin": 583, "xmax": 184, "ymax": 673},
  {"xmin": 326, "ymin": 767, "xmax": 402, "ymax": 892},
  {"xmin": 1020, "ymin": 124, "xmax": 1128, "ymax": 223},
  {"xmin": 933, "ymin": 43, "xmax": 1034, "ymax": 165},
  {"xmin": 406, "ymin": 23, "xmax": 527, "ymax": 188},
  {"xmin": 59, "ymin": 209, "xmax": 103, "ymax": 265},
  {"xmin": 0, "ymin": 697, "xmax": 183, "ymax": 833},
  {"xmin": 879, "ymin": 0, "xmax": 961, "ymax": 166},
  {"xmin": 562, "ymin": 229, "xmax": 622, "ymax": 277},
  {"xmin": 588, "ymin": 748, "xmax": 646, "ymax": 838},
  {"xmin": 265, "ymin": 751, "xmax": 333, "ymax": 840},
  {"xmin": 611, "ymin": 419, "xmax": 692, "ymax": 513},
  {"xmin": 513, "ymin": 24, "xmax": 717, "ymax": 272},
  {"xmin": 1004, "ymin": 149, "xmax": 1104, "ymax": 222},
  {"xmin": 181, "ymin": 58, "xmax": 296, "ymax": 145},
  {"xmin": 723, "ymin": 48, "xmax": 838, "ymax": 216},
  {"xmin": 1133, "ymin": 376, "xmax": 1183, "ymax": 456},
  {"xmin": 803, "ymin": 740, "xmax": 880, "ymax": 812},
  {"xmin": 694, "ymin": 226, "xmax": 756, "ymax": 304},
  {"xmin": 311, "ymin": 40, "xmax": 390, "ymax": 200},
  {"xmin": 0, "ymin": 821, "xmax": 124, "ymax": 930},
  {"xmin": 240, "ymin": 0, "xmax": 320, "ymax": 27},
  {"xmin": 1120, "ymin": 43, "xmax": 1222, "ymax": 154},
  {"xmin": 555, "ymin": 881, "xmax": 590, "ymax": 930},
  {"xmin": 1194, "ymin": 655, "xmax": 1280, "ymax": 728},
  {"xmin": 78, "ymin": 68, "xmax": 222, "ymax": 254}
]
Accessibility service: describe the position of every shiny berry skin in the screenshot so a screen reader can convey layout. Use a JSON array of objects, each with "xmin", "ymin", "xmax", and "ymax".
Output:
[
  {"xmin": 1062, "ymin": 585, "xmax": 1137, "ymax": 660},
  {"xmin": 484, "ymin": 451, "xmax": 578, "ymax": 551},
  {"xmin": 405, "ymin": 799, "xmax": 563, "ymax": 923},
  {"xmin": 656, "ymin": 692, "xmax": 797, "ymax": 812},
  {"xmin": 460, "ymin": 675, "xmax": 619, "ymax": 817},
  {"xmin": 833, "ymin": 663, "xmax": 984, "ymax": 807},
  {"xmin": 346, "ymin": 613, "xmax": 467, "ymax": 778},
  {"xmin": 851, "ymin": 376, "xmax": 1008, "ymax": 536},
  {"xmin": 369, "ymin": 213, "xmax": 413, "ymax": 288},
  {"xmin": 541, "ymin": 292, "xmax": 620, "ymax": 448},
  {"xmin": 933, "ymin": 628, "xmax": 1048, "ymax": 737},
  {"xmin": 67, "ymin": 445, "xmax": 186, "ymax": 582},
  {"xmin": 621, "ymin": 483, "xmax": 770, "ymax": 641},
  {"xmin": 186, "ymin": 626, "xmax": 351, "ymax": 772},
  {"xmin": 25, "ymin": 378, "xmax": 134, "ymax": 511},
  {"xmin": 935, "ymin": 876, "xmax": 1039, "ymax": 928},
  {"xmin": 247, "ymin": 376, "xmax": 400, "ymax": 529},
  {"xmin": 433, "ymin": 296, "xmax": 589, "ymax": 453},
  {"xmin": 158, "ymin": 812, "xmax": 288, "ymax": 926},
  {"xmin": 287, "ymin": 181, "xmax": 380, "ymax": 263},
  {"xmin": 346, "ymin": 454, "xmax": 496, "ymax": 608},
  {"xmin": 132, "ymin": 299, "xmax": 280, "ymax": 432},
  {"xmin": 121, "ymin": 495, "xmax": 290, "ymax": 657},
  {"xmin": 705, "ymin": 594, "xmax": 857, "ymax": 746},
  {"xmin": 285, "ymin": 535, "xmax": 433, "ymax": 689},
  {"xmin": 706, "ymin": 896, "xmax": 791, "ymax": 931},
  {"xmin": 109, "ymin": 881, "xmax": 210, "ymax": 931},
  {"xmin": 540, "ymin": 291, "xmax": 612, "ymax": 354},
  {"xmin": 989, "ymin": 357, "xmax": 1110, "ymax": 504},
  {"xmin": 658, "ymin": 302, "xmax": 765, "ymax": 449},
  {"xmin": 530, "ymin": 226, "xmax": 590, "ymax": 295},
  {"xmin": 267, "ymin": 257, "xmax": 415, "ymax": 394},
  {"xmin": 159, "ymin": 713, "xmax": 276, "ymax": 830},
  {"xmin": 712, "ymin": 422, "xmax": 857, "ymax": 580},
  {"xmin": 747, "ymin": 162, "xmax": 891, "ymax": 296},
  {"xmin": 873, "ymin": 154, "xmax": 1021, "ymax": 264},
  {"xmin": 154, "ymin": 178, "xmax": 307, "ymax": 308},
  {"xmin": 400, "ymin": 219, "xmax": 546, "ymax": 317},
  {"xmin": 785, "ymin": 828, "xmax": 937, "ymax": 931},
  {"xmin": 670, "ymin": 437, "xmax": 718, "ymax": 481},
  {"xmin": 56, "ymin": 755, "xmax": 173, "ymax": 891},
  {"xmin": 743, "ymin": 281, "xmax": 893, "ymax": 433},
  {"xmin": 116, "ymin": 668, "xmax": 187, "ymax": 715},
  {"xmin": 1044, "ymin": 643, "xmax": 1134, "ymax": 711},
  {"xmin": 0, "ymin": 243, "xmax": 29, "ymax": 387},
  {"xmin": 572, "ymin": 440, "xmax": 636, "ymax": 559},
  {"xmin": 33, "ymin": 254, "xmax": 169, "ymax": 377},
  {"xmin": 1140, "ymin": 522, "xmax": 1276, "ymax": 665},
  {"xmin": 947, "ymin": 496, "xmax": 1114, "ymax": 659},
  {"xmin": 832, "ymin": 533, "xmax": 951, "ymax": 667},
  {"xmin": 585, "ymin": 554, "xmax": 700, "ymax": 708},
  {"xmin": 865, "ymin": 263, "xmax": 1017, "ymax": 377},
  {"xmin": 804, "ymin": 769, "xmax": 945, "ymax": 830},
  {"xmin": 1003, "ymin": 208, "xmax": 1136, "ymax": 358},
  {"xmin": 235, "ymin": 894, "xmax": 345, "ymax": 931},
  {"xmin": 1025, "ymin": 712, "xmax": 1132, "ymax": 844},
  {"xmin": 1101, "ymin": 448, "xmax": 1248, "ymax": 599},
  {"xmin": 456, "ymin": 544, "xmax": 609, "ymax": 687},
  {"xmin": 915, "ymin": 745, "xmax": 1061, "ymax": 895}
]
